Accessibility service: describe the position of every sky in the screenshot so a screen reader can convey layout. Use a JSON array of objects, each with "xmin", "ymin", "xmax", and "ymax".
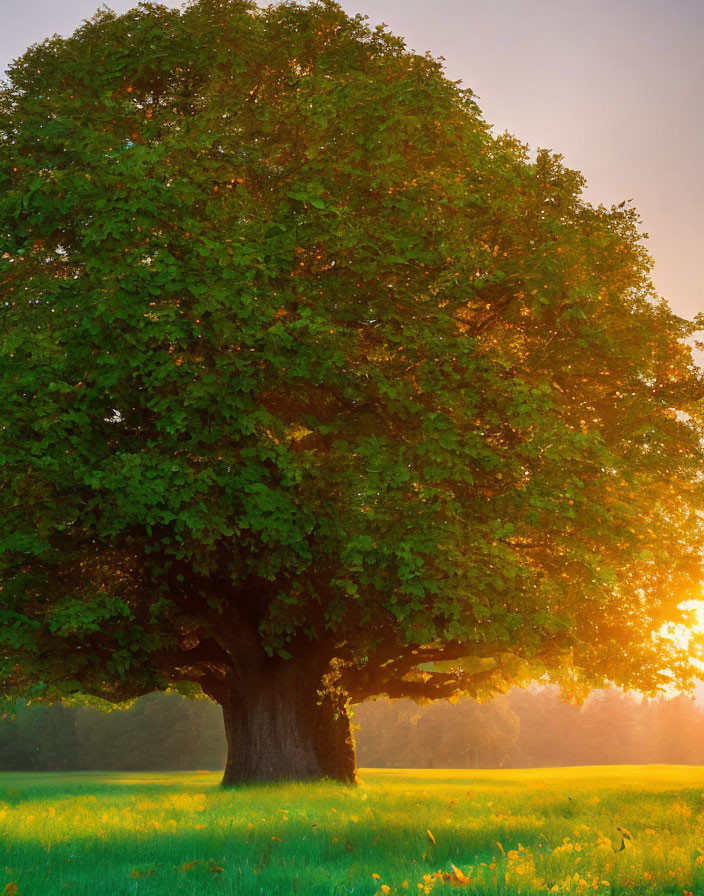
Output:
[{"xmin": 1, "ymin": 0, "xmax": 703, "ymax": 322}]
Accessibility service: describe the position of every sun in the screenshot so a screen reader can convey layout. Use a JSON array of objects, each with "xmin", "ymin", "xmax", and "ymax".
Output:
[
  {"xmin": 665, "ymin": 600, "xmax": 704, "ymax": 676},
  {"xmin": 680, "ymin": 599, "xmax": 704, "ymax": 634}
]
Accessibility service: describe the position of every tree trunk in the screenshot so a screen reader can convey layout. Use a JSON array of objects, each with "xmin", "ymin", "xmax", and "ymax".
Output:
[{"xmin": 218, "ymin": 659, "xmax": 357, "ymax": 785}]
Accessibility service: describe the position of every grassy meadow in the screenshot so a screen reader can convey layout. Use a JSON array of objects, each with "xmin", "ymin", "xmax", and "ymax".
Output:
[{"xmin": 0, "ymin": 766, "xmax": 702, "ymax": 895}]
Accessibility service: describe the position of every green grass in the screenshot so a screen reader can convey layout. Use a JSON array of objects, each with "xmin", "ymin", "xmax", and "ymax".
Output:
[{"xmin": 0, "ymin": 766, "xmax": 702, "ymax": 895}]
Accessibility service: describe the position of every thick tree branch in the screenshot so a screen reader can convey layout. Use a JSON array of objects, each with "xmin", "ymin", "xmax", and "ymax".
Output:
[
  {"xmin": 155, "ymin": 638, "xmax": 232, "ymax": 676},
  {"xmin": 339, "ymin": 637, "xmax": 498, "ymax": 698},
  {"xmin": 346, "ymin": 663, "xmax": 499, "ymax": 703}
]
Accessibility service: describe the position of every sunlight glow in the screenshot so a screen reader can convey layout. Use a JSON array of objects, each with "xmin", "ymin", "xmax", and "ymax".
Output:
[{"xmin": 666, "ymin": 599, "xmax": 704, "ymax": 673}]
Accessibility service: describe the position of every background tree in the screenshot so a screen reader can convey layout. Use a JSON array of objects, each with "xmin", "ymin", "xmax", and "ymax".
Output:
[
  {"xmin": 644, "ymin": 694, "xmax": 704, "ymax": 765},
  {"xmin": 0, "ymin": 692, "xmax": 226, "ymax": 771},
  {"xmin": 354, "ymin": 696, "xmax": 520, "ymax": 769},
  {"xmin": 1, "ymin": 0, "xmax": 702, "ymax": 784}
]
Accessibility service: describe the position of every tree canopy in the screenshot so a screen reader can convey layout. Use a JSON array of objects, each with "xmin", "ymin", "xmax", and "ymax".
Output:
[{"xmin": 1, "ymin": 0, "xmax": 703, "ymax": 781}]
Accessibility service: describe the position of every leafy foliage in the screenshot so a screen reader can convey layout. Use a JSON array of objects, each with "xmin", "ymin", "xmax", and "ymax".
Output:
[{"xmin": 0, "ymin": 0, "xmax": 702, "ymax": 715}]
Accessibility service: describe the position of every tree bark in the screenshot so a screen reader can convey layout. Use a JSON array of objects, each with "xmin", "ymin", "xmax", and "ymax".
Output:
[{"xmin": 218, "ymin": 659, "xmax": 357, "ymax": 785}]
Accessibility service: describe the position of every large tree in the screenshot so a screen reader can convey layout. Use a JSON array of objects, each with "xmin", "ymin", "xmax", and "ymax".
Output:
[{"xmin": 1, "ymin": 0, "xmax": 702, "ymax": 784}]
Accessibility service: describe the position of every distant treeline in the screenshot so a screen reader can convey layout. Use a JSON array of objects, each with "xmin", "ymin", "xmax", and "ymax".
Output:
[
  {"xmin": 0, "ymin": 687, "xmax": 702, "ymax": 771},
  {"xmin": 356, "ymin": 688, "xmax": 704, "ymax": 768},
  {"xmin": 0, "ymin": 692, "xmax": 226, "ymax": 772}
]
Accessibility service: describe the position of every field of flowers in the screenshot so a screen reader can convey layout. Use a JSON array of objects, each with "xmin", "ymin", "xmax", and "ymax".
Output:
[{"xmin": 0, "ymin": 766, "xmax": 702, "ymax": 895}]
